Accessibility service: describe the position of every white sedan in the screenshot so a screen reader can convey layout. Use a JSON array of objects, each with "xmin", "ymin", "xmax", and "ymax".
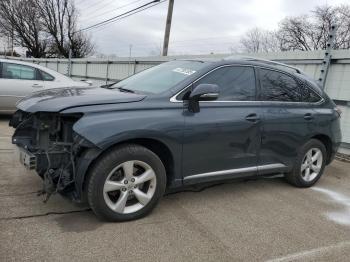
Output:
[{"xmin": 0, "ymin": 58, "xmax": 90, "ymax": 114}]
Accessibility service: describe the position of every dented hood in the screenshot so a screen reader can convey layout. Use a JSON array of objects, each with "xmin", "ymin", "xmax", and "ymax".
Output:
[{"xmin": 17, "ymin": 87, "xmax": 146, "ymax": 113}]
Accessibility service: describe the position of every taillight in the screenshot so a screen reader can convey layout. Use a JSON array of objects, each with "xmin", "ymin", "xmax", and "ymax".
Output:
[{"xmin": 335, "ymin": 106, "xmax": 342, "ymax": 118}]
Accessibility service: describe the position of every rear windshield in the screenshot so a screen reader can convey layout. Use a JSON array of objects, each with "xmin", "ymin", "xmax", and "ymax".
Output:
[{"xmin": 111, "ymin": 60, "xmax": 208, "ymax": 94}]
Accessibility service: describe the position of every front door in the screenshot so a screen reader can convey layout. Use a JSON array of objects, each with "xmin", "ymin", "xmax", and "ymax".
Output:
[{"xmin": 181, "ymin": 65, "xmax": 262, "ymax": 184}]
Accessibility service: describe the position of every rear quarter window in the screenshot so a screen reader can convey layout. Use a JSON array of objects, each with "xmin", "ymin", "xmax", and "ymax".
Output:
[
  {"xmin": 300, "ymin": 82, "xmax": 322, "ymax": 103},
  {"xmin": 259, "ymin": 69, "xmax": 300, "ymax": 102},
  {"xmin": 40, "ymin": 70, "xmax": 55, "ymax": 81}
]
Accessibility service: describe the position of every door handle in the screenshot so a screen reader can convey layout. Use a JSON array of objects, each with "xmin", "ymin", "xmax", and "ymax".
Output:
[
  {"xmin": 245, "ymin": 113, "xmax": 260, "ymax": 122},
  {"xmin": 32, "ymin": 84, "xmax": 43, "ymax": 88},
  {"xmin": 304, "ymin": 113, "xmax": 314, "ymax": 120}
]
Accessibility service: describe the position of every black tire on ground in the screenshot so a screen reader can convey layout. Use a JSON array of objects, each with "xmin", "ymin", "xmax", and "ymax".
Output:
[
  {"xmin": 87, "ymin": 144, "xmax": 166, "ymax": 222},
  {"xmin": 285, "ymin": 139, "xmax": 327, "ymax": 188}
]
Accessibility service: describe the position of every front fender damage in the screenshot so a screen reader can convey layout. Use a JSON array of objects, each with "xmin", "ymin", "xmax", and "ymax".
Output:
[{"xmin": 11, "ymin": 110, "xmax": 101, "ymax": 203}]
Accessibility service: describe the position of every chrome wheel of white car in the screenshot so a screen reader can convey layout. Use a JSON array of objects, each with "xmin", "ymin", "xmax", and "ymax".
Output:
[
  {"xmin": 301, "ymin": 148, "xmax": 323, "ymax": 182},
  {"xmin": 103, "ymin": 160, "xmax": 157, "ymax": 214}
]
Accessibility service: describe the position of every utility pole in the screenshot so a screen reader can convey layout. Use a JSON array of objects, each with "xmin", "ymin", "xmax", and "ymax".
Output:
[{"xmin": 162, "ymin": 0, "xmax": 174, "ymax": 56}]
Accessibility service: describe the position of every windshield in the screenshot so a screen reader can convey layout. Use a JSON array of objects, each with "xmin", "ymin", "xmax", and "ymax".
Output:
[{"xmin": 111, "ymin": 60, "xmax": 208, "ymax": 94}]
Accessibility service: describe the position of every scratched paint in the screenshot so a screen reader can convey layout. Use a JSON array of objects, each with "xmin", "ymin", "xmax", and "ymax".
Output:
[{"xmin": 312, "ymin": 187, "xmax": 350, "ymax": 226}]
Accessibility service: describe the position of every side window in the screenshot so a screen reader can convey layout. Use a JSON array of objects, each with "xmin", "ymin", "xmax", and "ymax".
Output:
[
  {"xmin": 40, "ymin": 70, "xmax": 55, "ymax": 81},
  {"xmin": 2, "ymin": 63, "xmax": 37, "ymax": 80},
  {"xmin": 259, "ymin": 69, "xmax": 300, "ymax": 102},
  {"xmin": 194, "ymin": 66, "xmax": 256, "ymax": 101},
  {"xmin": 300, "ymin": 83, "xmax": 322, "ymax": 103}
]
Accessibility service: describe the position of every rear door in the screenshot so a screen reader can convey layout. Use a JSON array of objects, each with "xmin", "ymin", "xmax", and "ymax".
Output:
[
  {"xmin": 257, "ymin": 68, "xmax": 319, "ymax": 173},
  {"xmin": 0, "ymin": 62, "xmax": 44, "ymax": 112},
  {"xmin": 182, "ymin": 65, "xmax": 262, "ymax": 184}
]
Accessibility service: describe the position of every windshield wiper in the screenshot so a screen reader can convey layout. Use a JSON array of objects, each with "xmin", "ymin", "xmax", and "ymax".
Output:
[
  {"xmin": 117, "ymin": 87, "xmax": 135, "ymax": 93},
  {"xmin": 100, "ymin": 83, "xmax": 115, "ymax": 89}
]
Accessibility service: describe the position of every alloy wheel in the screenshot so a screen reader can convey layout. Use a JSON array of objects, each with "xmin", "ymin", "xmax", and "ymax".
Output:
[
  {"xmin": 301, "ymin": 148, "xmax": 323, "ymax": 182},
  {"xmin": 103, "ymin": 160, "xmax": 157, "ymax": 214}
]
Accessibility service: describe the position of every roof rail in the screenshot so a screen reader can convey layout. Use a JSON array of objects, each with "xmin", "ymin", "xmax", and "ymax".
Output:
[{"xmin": 224, "ymin": 55, "xmax": 302, "ymax": 74}]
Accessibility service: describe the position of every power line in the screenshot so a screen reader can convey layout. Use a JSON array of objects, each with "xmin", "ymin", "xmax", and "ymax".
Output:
[
  {"xmin": 78, "ymin": 0, "xmax": 167, "ymax": 33},
  {"xmin": 82, "ymin": 1, "xmax": 166, "ymax": 34},
  {"xmin": 78, "ymin": 0, "xmax": 116, "ymax": 13},
  {"xmin": 80, "ymin": 0, "xmax": 145, "ymax": 22},
  {"xmin": 78, "ymin": 0, "xmax": 162, "ymax": 32}
]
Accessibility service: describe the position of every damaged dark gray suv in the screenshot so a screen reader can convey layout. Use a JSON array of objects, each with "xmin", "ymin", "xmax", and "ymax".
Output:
[{"xmin": 10, "ymin": 58, "xmax": 342, "ymax": 221}]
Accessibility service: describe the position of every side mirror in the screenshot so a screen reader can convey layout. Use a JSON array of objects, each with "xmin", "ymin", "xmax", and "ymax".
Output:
[{"xmin": 188, "ymin": 84, "xmax": 219, "ymax": 113}]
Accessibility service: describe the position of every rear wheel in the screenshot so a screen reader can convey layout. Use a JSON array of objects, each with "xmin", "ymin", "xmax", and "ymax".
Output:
[
  {"xmin": 285, "ymin": 139, "xmax": 326, "ymax": 187},
  {"xmin": 87, "ymin": 144, "xmax": 166, "ymax": 221}
]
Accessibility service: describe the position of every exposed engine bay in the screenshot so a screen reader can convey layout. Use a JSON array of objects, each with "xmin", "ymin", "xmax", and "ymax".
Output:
[{"xmin": 10, "ymin": 110, "xmax": 92, "ymax": 202}]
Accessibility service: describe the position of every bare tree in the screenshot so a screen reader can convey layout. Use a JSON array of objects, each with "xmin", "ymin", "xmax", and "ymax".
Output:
[
  {"xmin": 0, "ymin": 0, "xmax": 93, "ymax": 58},
  {"xmin": 278, "ymin": 5, "xmax": 350, "ymax": 51},
  {"xmin": 316, "ymin": 5, "xmax": 350, "ymax": 49},
  {"xmin": 69, "ymin": 31, "xmax": 94, "ymax": 58},
  {"xmin": 0, "ymin": 0, "xmax": 47, "ymax": 57},
  {"xmin": 241, "ymin": 27, "xmax": 280, "ymax": 53},
  {"xmin": 278, "ymin": 16, "xmax": 313, "ymax": 51},
  {"xmin": 241, "ymin": 28, "xmax": 261, "ymax": 53},
  {"xmin": 241, "ymin": 4, "xmax": 350, "ymax": 53},
  {"xmin": 37, "ymin": 0, "xmax": 94, "ymax": 58}
]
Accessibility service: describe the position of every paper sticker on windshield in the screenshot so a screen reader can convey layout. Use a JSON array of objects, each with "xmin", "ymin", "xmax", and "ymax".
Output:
[{"xmin": 173, "ymin": 68, "xmax": 196, "ymax": 76}]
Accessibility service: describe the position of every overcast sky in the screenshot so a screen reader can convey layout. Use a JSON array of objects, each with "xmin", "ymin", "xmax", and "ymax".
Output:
[{"xmin": 75, "ymin": 0, "xmax": 348, "ymax": 57}]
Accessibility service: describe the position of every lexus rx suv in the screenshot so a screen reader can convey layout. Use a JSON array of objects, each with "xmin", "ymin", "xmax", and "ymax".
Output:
[{"xmin": 10, "ymin": 58, "xmax": 342, "ymax": 221}]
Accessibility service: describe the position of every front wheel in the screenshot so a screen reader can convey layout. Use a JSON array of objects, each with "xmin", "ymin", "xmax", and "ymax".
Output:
[
  {"xmin": 285, "ymin": 139, "xmax": 327, "ymax": 187},
  {"xmin": 87, "ymin": 144, "xmax": 166, "ymax": 221}
]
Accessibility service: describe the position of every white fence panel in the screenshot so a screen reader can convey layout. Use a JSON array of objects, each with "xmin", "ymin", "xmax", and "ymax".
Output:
[
  {"xmin": 57, "ymin": 62, "xmax": 68, "ymax": 75},
  {"xmin": 107, "ymin": 63, "xmax": 131, "ymax": 80},
  {"xmin": 71, "ymin": 62, "xmax": 86, "ymax": 77},
  {"xmin": 325, "ymin": 64, "xmax": 350, "ymax": 101},
  {"xmin": 46, "ymin": 61, "xmax": 59, "ymax": 71}
]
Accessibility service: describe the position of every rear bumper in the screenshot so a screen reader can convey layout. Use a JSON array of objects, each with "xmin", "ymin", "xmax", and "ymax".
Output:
[
  {"xmin": 329, "ymin": 131, "xmax": 342, "ymax": 164},
  {"xmin": 329, "ymin": 147, "xmax": 338, "ymax": 164}
]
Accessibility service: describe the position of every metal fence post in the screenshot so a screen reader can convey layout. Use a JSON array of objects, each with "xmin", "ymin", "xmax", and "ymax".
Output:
[
  {"xmin": 70, "ymin": 59, "xmax": 73, "ymax": 77},
  {"xmin": 133, "ymin": 60, "xmax": 137, "ymax": 74},
  {"xmin": 318, "ymin": 25, "xmax": 337, "ymax": 89},
  {"xmin": 85, "ymin": 61, "xmax": 88, "ymax": 78},
  {"xmin": 106, "ymin": 61, "xmax": 110, "ymax": 84},
  {"xmin": 67, "ymin": 49, "xmax": 72, "ymax": 77}
]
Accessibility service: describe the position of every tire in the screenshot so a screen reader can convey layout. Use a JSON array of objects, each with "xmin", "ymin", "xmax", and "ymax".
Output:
[
  {"xmin": 87, "ymin": 144, "xmax": 166, "ymax": 222},
  {"xmin": 285, "ymin": 139, "xmax": 327, "ymax": 188}
]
